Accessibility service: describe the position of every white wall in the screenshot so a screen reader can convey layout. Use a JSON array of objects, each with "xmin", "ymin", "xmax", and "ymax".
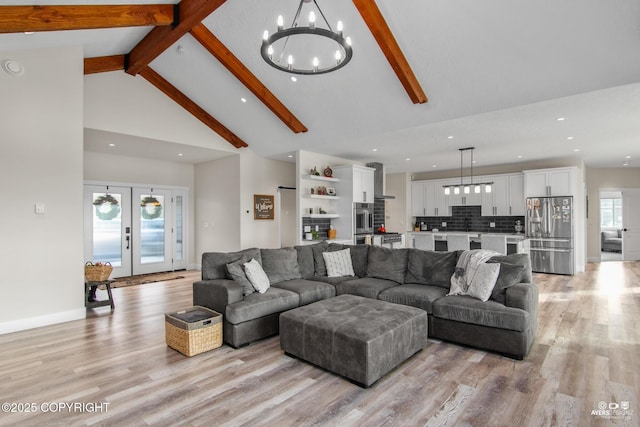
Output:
[
  {"xmin": 0, "ymin": 47, "xmax": 85, "ymax": 333},
  {"xmin": 84, "ymin": 151, "xmax": 197, "ymax": 267},
  {"xmin": 84, "ymin": 71, "xmax": 236, "ymax": 153},
  {"xmin": 194, "ymin": 155, "xmax": 242, "ymax": 260},
  {"xmin": 386, "ymin": 173, "xmax": 411, "ymax": 232},
  {"xmin": 239, "ymin": 150, "xmax": 296, "ymax": 249}
]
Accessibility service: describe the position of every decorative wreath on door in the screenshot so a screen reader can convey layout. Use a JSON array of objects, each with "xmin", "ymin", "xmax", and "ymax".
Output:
[
  {"xmin": 93, "ymin": 194, "xmax": 120, "ymax": 221},
  {"xmin": 140, "ymin": 196, "xmax": 162, "ymax": 220}
]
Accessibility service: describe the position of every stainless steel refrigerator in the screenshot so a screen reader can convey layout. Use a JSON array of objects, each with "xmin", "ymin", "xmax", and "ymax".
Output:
[{"xmin": 526, "ymin": 196, "xmax": 574, "ymax": 275}]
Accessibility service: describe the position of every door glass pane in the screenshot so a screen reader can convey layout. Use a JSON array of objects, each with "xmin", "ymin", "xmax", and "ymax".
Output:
[
  {"xmin": 175, "ymin": 195, "xmax": 183, "ymax": 260},
  {"xmin": 140, "ymin": 194, "xmax": 165, "ymax": 264},
  {"xmin": 92, "ymin": 192, "xmax": 122, "ymax": 266}
]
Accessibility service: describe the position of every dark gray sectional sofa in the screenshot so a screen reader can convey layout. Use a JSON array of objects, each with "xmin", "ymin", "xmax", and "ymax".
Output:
[{"xmin": 193, "ymin": 242, "xmax": 538, "ymax": 359}]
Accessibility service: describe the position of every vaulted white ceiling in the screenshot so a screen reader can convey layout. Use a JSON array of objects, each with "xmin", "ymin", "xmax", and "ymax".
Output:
[{"xmin": 2, "ymin": 0, "xmax": 639, "ymax": 172}]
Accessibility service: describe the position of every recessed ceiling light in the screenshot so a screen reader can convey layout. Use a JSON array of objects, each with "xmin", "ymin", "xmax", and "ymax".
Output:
[
  {"xmin": 516, "ymin": 155, "xmax": 523, "ymax": 158},
  {"xmin": 447, "ymin": 136, "xmax": 454, "ymax": 139},
  {"xmin": 573, "ymin": 148, "xmax": 580, "ymax": 152},
  {"xmin": 405, "ymin": 158, "xmax": 411, "ymax": 161},
  {"xmin": 24, "ymin": 31, "xmax": 35, "ymax": 35},
  {"xmin": 108, "ymin": 143, "xmax": 115, "ymax": 147},
  {"xmin": 178, "ymin": 153, "xmax": 183, "ymax": 157},
  {"xmin": 567, "ymin": 136, "xmax": 574, "ymax": 140},
  {"xmin": 623, "ymin": 162, "xmax": 629, "ymax": 166},
  {"xmin": 472, "ymin": 160, "xmax": 476, "ymax": 164},
  {"xmin": 432, "ymin": 165, "xmax": 437, "ymax": 168},
  {"xmin": 291, "ymin": 76, "xmax": 297, "ymax": 82},
  {"xmin": 372, "ymin": 148, "xmax": 378, "ymax": 152},
  {"xmin": 240, "ymin": 98, "xmax": 247, "ymax": 103},
  {"xmin": 2, "ymin": 59, "xmax": 24, "ymax": 76},
  {"xmin": 625, "ymin": 155, "xmax": 631, "ymax": 159},
  {"xmin": 287, "ymin": 155, "xmax": 293, "ymax": 158},
  {"xmin": 557, "ymin": 117, "xmax": 565, "ymax": 121}
]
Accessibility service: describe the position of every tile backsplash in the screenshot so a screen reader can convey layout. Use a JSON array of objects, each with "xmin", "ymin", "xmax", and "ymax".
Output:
[
  {"xmin": 415, "ymin": 205, "xmax": 524, "ymax": 234},
  {"xmin": 302, "ymin": 217, "xmax": 331, "ymax": 240}
]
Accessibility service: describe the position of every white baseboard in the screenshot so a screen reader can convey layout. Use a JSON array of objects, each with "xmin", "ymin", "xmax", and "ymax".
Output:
[
  {"xmin": 587, "ymin": 257, "xmax": 601, "ymax": 263},
  {"xmin": 0, "ymin": 308, "xmax": 86, "ymax": 335},
  {"xmin": 189, "ymin": 263, "xmax": 201, "ymax": 271}
]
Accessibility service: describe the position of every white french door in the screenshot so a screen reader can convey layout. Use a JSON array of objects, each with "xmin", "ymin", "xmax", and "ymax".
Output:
[
  {"xmin": 84, "ymin": 184, "xmax": 188, "ymax": 278},
  {"xmin": 84, "ymin": 185, "xmax": 132, "ymax": 278},
  {"xmin": 622, "ymin": 189, "xmax": 640, "ymax": 261}
]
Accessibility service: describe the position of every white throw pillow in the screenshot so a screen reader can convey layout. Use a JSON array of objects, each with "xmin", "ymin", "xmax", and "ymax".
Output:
[
  {"xmin": 243, "ymin": 258, "xmax": 271, "ymax": 293},
  {"xmin": 466, "ymin": 263, "xmax": 501, "ymax": 302},
  {"xmin": 322, "ymin": 249, "xmax": 355, "ymax": 277}
]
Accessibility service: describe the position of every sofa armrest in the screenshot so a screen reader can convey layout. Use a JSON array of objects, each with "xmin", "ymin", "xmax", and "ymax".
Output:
[
  {"xmin": 505, "ymin": 283, "xmax": 538, "ymax": 314},
  {"xmin": 193, "ymin": 279, "xmax": 243, "ymax": 315}
]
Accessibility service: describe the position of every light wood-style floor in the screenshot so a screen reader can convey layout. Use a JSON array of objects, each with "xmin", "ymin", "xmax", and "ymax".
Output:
[{"xmin": 1, "ymin": 262, "xmax": 638, "ymax": 427}]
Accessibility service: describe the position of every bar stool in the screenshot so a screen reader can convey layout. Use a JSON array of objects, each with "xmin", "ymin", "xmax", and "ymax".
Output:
[
  {"xmin": 446, "ymin": 234, "xmax": 470, "ymax": 251},
  {"xmin": 414, "ymin": 234, "xmax": 435, "ymax": 251},
  {"xmin": 481, "ymin": 234, "xmax": 508, "ymax": 255}
]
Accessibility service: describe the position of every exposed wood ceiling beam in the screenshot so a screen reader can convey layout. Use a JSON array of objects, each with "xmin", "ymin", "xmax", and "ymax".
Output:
[
  {"xmin": 352, "ymin": 0, "xmax": 427, "ymax": 104},
  {"xmin": 0, "ymin": 5, "xmax": 174, "ymax": 33},
  {"xmin": 139, "ymin": 66, "xmax": 248, "ymax": 149},
  {"xmin": 190, "ymin": 24, "xmax": 308, "ymax": 134},
  {"xmin": 84, "ymin": 55, "xmax": 126, "ymax": 75},
  {"xmin": 126, "ymin": 0, "xmax": 227, "ymax": 76}
]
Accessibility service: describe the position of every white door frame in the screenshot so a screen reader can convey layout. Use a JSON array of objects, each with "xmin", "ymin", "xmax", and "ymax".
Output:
[{"xmin": 621, "ymin": 188, "xmax": 640, "ymax": 261}]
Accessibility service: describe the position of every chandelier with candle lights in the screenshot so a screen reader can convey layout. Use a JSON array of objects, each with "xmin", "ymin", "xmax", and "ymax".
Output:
[{"xmin": 260, "ymin": 0, "xmax": 353, "ymax": 75}]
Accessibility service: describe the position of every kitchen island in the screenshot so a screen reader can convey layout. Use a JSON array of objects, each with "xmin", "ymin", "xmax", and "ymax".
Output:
[{"xmin": 406, "ymin": 232, "xmax": 528, "ymax": 254}]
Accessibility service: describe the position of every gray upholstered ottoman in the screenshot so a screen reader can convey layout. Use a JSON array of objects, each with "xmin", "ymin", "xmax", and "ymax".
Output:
[{"xmin": 279, "ymin": 294, "xmax": 428, "ymax": 387}]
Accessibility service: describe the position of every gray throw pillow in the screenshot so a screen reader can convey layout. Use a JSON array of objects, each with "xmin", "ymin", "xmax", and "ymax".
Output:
[
  {"xmin": 202, "ymin": 248, "xmax": 261, "ymax": 280},
  {"xmin": 366, "ymin": 246, "xmax": 409, "ymax": 284},
  {"xmin": 260, "ymin": 247, "xmax": 302, "ymax": 284},
  {"xmin": 226, "ymin": 255, "xmax": 254, "ymax": 296},
  {"xmin": 487, "ymin": 261, "xmax": 524, "ymax": 304},
  {"xmin": 489, "ymin": 253, "xmax": 532, "ymax": 284},
  {"xmin": 405, "ymin": 249, "xmax": 458, "ymax": 288},
  {"xmin": 313, "ymin": 241, "xmax": 344, "ymax": 276}
]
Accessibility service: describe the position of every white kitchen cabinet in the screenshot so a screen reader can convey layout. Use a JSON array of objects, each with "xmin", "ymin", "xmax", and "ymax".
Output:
[
  {"xmin": 333, "ymin": 165, "xmax": 375, "ymax": 204},
  {"xmin": 481, "ymin": 174, "xmax": 524, "ymax": 216},
  {"xmin": 509, "ymin": 174, "xmax": 525, "ymax": 216},
  {"xmin": 524, "ymin": 167, "xmax": 575, "ymax": 197},
  {"xmin": 411, "ymin": 180, "xmax": 449, "ymax": 217}
]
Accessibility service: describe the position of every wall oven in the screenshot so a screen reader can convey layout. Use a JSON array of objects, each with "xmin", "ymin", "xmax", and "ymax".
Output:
[{"xmin": 354, "ymin": 202, "xmax": 374, "ymax": 234}]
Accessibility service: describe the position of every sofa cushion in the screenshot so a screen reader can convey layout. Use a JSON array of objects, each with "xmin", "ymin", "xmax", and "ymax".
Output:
[
  {"xmin": 335, "ymin": 277, "xmax": 399, "ymax": 299},
  {"xmin": 323, "ymin": 249, "xmax": 355, "ymax": 277},
  {"xmin": 432, "ymin": 295, "xmax": 530, "ymax": 332},
  {"xmin": 378, "ymin": 284, "xmax": 448, "ymax": 314},
  {"xmin": 272, "ymin": 279, "xmax": 336, "ymax": 305},
  {"xmin": 343, "ymin": 244, "xmax": 370, "ymax": 278},
  {"xmin": 225, "ymin": 287, "xmax": 300, "ymax": 325},
  {"xmin": 366, "ymin": 246, "xmax": 409, "ymax": 284},
  {"xmin": 489, "ymin": 253, "xmax": 532, "ymax": 284},
  {"xmin": 202, "ymin": 248, "xmax": 261, "ymax": 280},
  {"xmin": 487, "ymin": 261, "xmax": 525, "ymax": 304},
  {"xmin": 294, "ymin": 244, "xmax": 317, "ymax": 279},
  {"xmin": 260, "ymin": 247, "xmax": 302, "ymax": 284},
  {"xmin": 307, "ymin": 275, "xmax": 356, "ymax": 286},
  {"xmin": 405, "ymin": 249, "xmax": 458, "ymax": 289},
  {"xmin": 243, "ymin": 258, "xmax": 270, "ymax": 293},
  {"xmin": 226, "ymin": 255, "xmax": 254, "ymax": 296},
  {"xmin": 311, "ymin": 241, "xmax": 330, "ymax": 275}
]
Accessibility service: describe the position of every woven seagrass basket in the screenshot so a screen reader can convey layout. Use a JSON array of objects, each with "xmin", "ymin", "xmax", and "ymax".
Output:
[
  {"xmin": 84, "ymin": 262, "xmax": 113, "ymax": 281},
  {"xmin": 165, "ymin": 306, "xmax": 222, "ymax": 356}
]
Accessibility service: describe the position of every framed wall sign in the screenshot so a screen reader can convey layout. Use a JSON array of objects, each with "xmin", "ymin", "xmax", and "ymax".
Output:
[{"xmin": 254, "ymin": 194, "xmax": 275, "ymax": 220}]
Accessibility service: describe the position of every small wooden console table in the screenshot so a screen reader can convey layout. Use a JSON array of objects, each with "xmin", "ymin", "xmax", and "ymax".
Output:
[{"xmin": 85, "ymin": 280, "xmax": 115, "ymax": 310}]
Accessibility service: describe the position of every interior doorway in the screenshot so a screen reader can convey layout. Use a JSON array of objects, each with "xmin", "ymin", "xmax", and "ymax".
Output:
[
  {"xmin": 599, "ymin": 190, "xmax": 623, "ymax": 262},
  {"xmin": 84, "ymin": 184, "xmax": 188, "ymax": 278},
  {"xmin": 278, "ymin": 187, "xmax": 297, "ymax": 248}
]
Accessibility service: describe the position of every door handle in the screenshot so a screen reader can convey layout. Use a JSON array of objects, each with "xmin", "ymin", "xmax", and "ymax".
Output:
[{"xmin": 126, "ymin": 235, "xmax": 130, "ymax": 250}]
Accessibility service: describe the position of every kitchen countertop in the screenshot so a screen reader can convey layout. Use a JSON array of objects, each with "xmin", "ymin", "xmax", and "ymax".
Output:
[{"xmin": 407, "ymin": 231, "xmax": 527, "ymax": 243}]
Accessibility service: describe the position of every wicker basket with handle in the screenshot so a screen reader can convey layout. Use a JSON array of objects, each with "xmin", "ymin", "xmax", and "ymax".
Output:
[{"xmin": 84, "ymin": 262, "xmax": 113, "ymax": 281}]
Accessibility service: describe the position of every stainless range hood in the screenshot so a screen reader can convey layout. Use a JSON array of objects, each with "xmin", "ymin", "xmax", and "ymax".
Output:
[{"xmin": 366, "ymin": 162, "xmax": 396, "ymax": 200}]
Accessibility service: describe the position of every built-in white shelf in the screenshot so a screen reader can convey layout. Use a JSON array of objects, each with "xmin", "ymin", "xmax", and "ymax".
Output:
[
  {"xmin": 307, "ymin": 194, "xmax": 340, "ymax": 200},
  {"xmin": 302, "ymin": 214, "xmax": 340, "ymax": 219},
  {"xmin": 304, "ymin": 174, "xmax": 339, "ymax": 182}
]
